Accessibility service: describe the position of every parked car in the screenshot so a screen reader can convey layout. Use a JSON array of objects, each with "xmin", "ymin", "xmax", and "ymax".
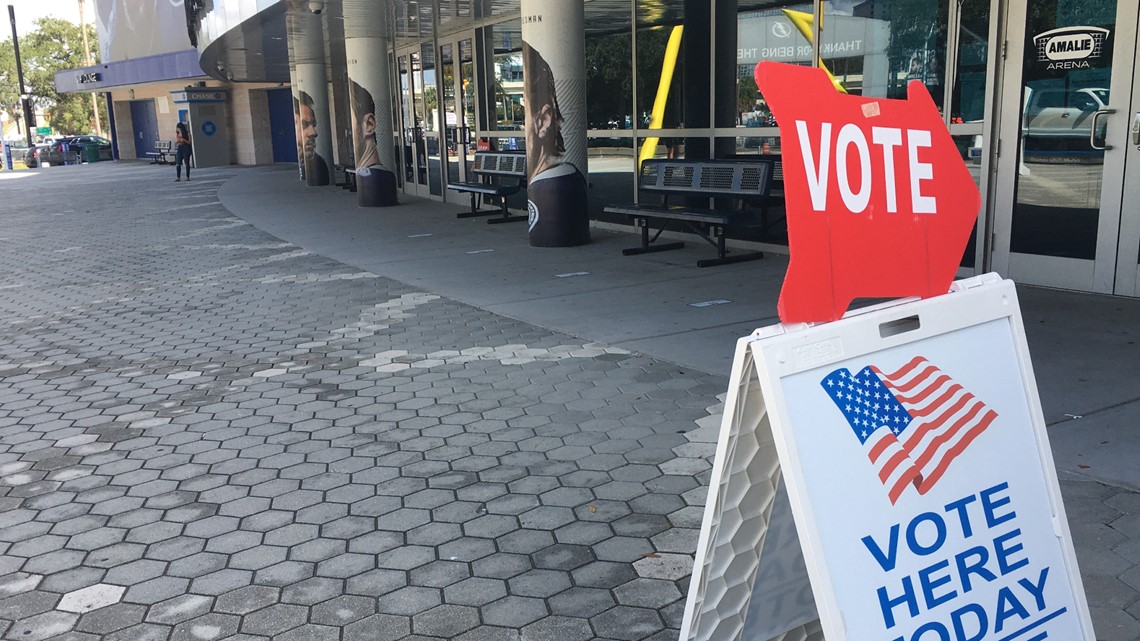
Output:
[
  {"xmin": 24, "ymin": 136, "xmax": 113, "ymax": 167},
  {"xmin": 2, "ymin": 141, "xmax": 29, "ymax": 169},
  {"xmin": 1022, "ymin": 87, "xmax": 1109, "ymax": 145},
  {"xmin": 22, "ymin": 145, "xmax": 41, "ymax": 167},
  {"xmin": 74, "ymin": 136, "xmax": 114, "ymax": 162}
]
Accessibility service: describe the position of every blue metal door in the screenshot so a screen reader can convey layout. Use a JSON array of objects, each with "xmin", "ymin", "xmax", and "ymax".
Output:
[
  {"xmin": 266, "ymin": 88, "xmax": 298, "ymax": 164},
  {"xmin": 130, "ymin": 100, "xmax": 160, "ymax": 158}
]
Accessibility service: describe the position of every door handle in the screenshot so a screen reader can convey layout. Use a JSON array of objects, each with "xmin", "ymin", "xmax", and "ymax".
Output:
[
  {"xmin": 1090, "ymin": 108, "xmax": 1115, "ymax": 150},
  {"xmin": 1132, "ymin": 112, "xmax": 1140, "ymax": 146}
]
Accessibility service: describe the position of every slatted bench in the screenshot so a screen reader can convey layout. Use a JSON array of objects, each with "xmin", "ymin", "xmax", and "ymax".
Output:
[
  {"xmin": 336, "ymin": 164, "xmax": 357, "ymax": 192},
  {"xmin": 447, "ymin": 151, "xmax": 527, "ymax": 224},
  {"xmin": 146, "ymin": 140, "xmax": 173, "ymax": 165},
  {"xmin": 758, "ymin": 156, "xmax": 785, "ymax": 236},
  {"xmin": 604, "ymin": 158, "xmax": 777, "ymax": 267}
]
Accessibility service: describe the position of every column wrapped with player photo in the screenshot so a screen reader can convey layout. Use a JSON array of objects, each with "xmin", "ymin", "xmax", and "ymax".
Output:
[
  {"xmin": 520, "ymin": 0, "xmax": 589, "ymax": 247},
  {"xmin": 287, "ymin": 42, "xmax": 304, "ymax": 182},
  {"xmin": 288, "ymin": 4, "xmax": 334, "ymax": 187},
  {"xmin": 343, "ymin": 0, "xmax": 398, "ymax": 207}
]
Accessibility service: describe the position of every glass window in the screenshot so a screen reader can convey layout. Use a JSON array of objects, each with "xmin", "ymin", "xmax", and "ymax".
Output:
[
  {"xmin": 634, "ymin": 26, "xmax": 683, "ymax": 131},
  {"xmin": 394, "ymin": 1, "xmax": 434, "ymax": 40},
  {"xmin": 1010, "ymin": 0, "xmax": 1116, "ymax": 261},
  {"xmin": 636, "ymin": 0, "xmax": 693, "ymax": 144},
  {"xmin": 953, "ymin": 133, "xmax": 983, "ymax": 267},
  {"xmin": 820, "ymin": 0, "xmax": 948, "ymax": 107},
  {"xmin": 419, "ymin": 41, "xmax": 442, "ymax": 196},
  {"xmin": 735, "ymin": 5, "xmax": 813, "ymax": 129},
  {"xmin": 720, "ymin": 136, "xmax": 789, "ymax": 246},
  {"xmin": 460, "ymin": 39, "xmax": 476, "ymax": 132},
  {"xmin": 398, "ymin": 55, "xmax": 416, "ymax": 183},
  {"xmin": 491, "ymin": 19, "xmax": 523, "ymax": 135},
  {"xmin": 418, "ymin": 43, "xmax": 437, "ymax": 134},
  {"xmin": 585, "ymin": 32, "xmax": 634, "ymax": 130},
  {"xmin": 588, "ymin": 137, "xmax": 636, "ymax": 224},
  {"xmin": 951, "ymin": 0, "xmax": 990, "ymax": 123}
]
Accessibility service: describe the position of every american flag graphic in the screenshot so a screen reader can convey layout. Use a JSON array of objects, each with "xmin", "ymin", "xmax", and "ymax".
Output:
[{"xmin": 820, "ymin": 356, "xmax": 998, "ymax": 504}]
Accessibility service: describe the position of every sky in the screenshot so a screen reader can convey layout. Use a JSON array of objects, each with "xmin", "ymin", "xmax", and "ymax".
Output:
[{"xmin": 7, "ymin": 0, "xmax": 89, "ymax": 36}]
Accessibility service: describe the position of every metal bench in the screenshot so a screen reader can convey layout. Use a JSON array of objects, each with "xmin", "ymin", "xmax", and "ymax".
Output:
[
  {"xmin": 336, "ymin": 164, "xmax": 357, "ymax": 192},
  {"xmin": 146, "ymin": 140, "xmax": 173, "ymax": 165},
  {"xmin": 447, "ymin": 151, "xmax": 527, "ymax": 224},
  {"xmin": 604, "ymin": 158, "xmax": 777, "ymax": 267}
]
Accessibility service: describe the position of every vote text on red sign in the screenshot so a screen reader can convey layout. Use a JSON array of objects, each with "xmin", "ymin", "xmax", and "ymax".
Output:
[{"xmin": 755, "ymin": 62, "xmax": 981, "ymax": 323}]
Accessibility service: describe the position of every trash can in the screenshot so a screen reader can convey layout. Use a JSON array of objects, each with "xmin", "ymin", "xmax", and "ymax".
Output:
[{"xmin": 83, "ymin": 143, "xmax": 100, "ymax": 164}]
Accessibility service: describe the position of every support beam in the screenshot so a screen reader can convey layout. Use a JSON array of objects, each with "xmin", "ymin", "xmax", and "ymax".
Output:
[
  {"xmin": 520, "ymin": 0, "xmax": 590, "ymax": 247},
  {"xmin": 343, "ymin": 0, "xmax": 398, "ymax": 206},
  {"xmin": 288, "ymin": 7, "xmax": 334, "ymax": 187}
]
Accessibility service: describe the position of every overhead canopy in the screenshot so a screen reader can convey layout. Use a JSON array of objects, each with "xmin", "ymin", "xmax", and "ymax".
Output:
[
  {"xmin": 55, "ymin": 49, "xmax": 208, "ymax": 94},
  {"xmin": 196, "ymin": 0, "xmax": 790, "ymax": 83}
]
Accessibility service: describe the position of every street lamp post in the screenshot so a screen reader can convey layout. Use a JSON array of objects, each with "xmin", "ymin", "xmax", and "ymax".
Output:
[
  {"xmin": 77, "ymin": 0, "xmax": 102, "ymax": 136},
  {"xmin": 7, "ymin": 4, "xmax": 35, "ymax": 147}
]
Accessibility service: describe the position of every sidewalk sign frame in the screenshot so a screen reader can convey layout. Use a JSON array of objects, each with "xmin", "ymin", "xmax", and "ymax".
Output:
[{"xmin": 681, "ymin": 274, "xmax": 1095, "ymax": 641}]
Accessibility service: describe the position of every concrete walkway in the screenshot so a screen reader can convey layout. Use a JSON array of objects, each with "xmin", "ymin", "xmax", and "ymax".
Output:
[
  {"xmin": 0, "ymin": 161, "xmax": 1133, "ymax": 640},
  {"xmin": 219, "ymin": 167, "xmax": 1140, "ymax": 638},
  {"xmin": 221, "ymin": 167, "xmax": 1140, "ymax": 492}
]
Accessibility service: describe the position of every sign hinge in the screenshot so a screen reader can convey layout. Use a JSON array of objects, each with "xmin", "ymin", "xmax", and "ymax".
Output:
[
  {"xmin": 949, "ymin": 272, "xmax": 1002, "ymax": 292},
  {"xmin": 1001, "ymin": 41, "xmax": 1008, "ymax": 59},
  {"xmin": 752, "ymin": 322, "xmax": 818, "ymax": 340},
  {"xmin": 995, "ymin": 139, "xmax": 1001, "ymax": 157}
]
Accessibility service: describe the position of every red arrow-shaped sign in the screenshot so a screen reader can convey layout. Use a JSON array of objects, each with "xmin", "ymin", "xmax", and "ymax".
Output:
[{"xmin": 756, "ymin": 62, "xmax": 981, "ymax": 323}]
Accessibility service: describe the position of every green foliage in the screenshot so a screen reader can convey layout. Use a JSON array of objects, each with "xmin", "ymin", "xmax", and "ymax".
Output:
[
  {"xmin": 737, "ymin": 75, "xmax": 759, "ymax": 116},
  {"xmin": 872, "ymin": 0, "xmax": 948, "ymax": 98},
  {"xmin": 583, "ymin": 28, "xmax": 672, "ymax": 128},
  {"xmin": 0, "ymin": 17, "xmax": 105, "ymax": 136},
  {"xmin": 0, "ymin": 41, "xmax": 20, "ymax": 126}
]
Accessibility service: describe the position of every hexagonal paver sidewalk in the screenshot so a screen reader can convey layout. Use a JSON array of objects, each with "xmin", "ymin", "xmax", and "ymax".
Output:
[{"xmin": 0, "ymin": 166, "xmax": 714, "ymax": 641}]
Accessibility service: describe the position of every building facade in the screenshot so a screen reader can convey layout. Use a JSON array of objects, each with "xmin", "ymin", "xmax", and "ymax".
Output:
[
  {"xmin": 57, "ymin": 0, "xmax": 300, "ymax": 167},
  {"xmin": 65, "ymin": 0, "xmax": 1140, "ymax": 298}
]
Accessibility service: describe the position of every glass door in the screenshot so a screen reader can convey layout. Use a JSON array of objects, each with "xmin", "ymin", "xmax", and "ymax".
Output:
[
  {"xmin": 1113, "ymin": 21, "xmax": 1140, "ymax": 296},
  {"xmin": 417, "ymin": 43, "xmax": 443, "ymax": 197},
  {"xmin": 991, "ymin": 0, "xmax": 1140, "ymax": 294},
  {"xmin": 398, "ymin": 53, "xmax": 426, "ymax": 197},
  {"xmin": 397, "ymin": 47, "xmax": 440, "ymax": 198},
  {"xmin": 439, "ymin": 36, "xmax": 478, "ymax": 198}
]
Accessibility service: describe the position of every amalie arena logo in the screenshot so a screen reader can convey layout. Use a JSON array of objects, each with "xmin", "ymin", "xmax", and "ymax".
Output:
[{"xmin": 1033, "ymin": 26, "xmax": 1110, "ymax": 70}]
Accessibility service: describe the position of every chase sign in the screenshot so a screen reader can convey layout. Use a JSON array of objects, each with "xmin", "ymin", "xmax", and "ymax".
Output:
[{"xmin": 171, "ymin": 90, "xmax": 227, "ymax": 104}]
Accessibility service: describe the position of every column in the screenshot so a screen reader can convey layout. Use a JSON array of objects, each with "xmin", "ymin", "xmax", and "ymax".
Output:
[
  {"xmin": 326, "ymin": 11, "xmax": 353, "ymax": 171},
  {"xmin": 343, "ymin": 0, "xmax": 398, "ymax": 206},
  {"xmin": 682, "ymin": 0, "xmax": 738, "ymax": 160},
  {"xmin": 713, "ymin": 0, "xmax": 739, "ymax": 159},
  {"xmin": 286, "ymin": 37, "xmax": 304, "ymax": 181},
  {"xmin": 288, "ymin": 7, "xmax": 334, "ymax": 187},
  {"xmin": 287, "ymin": 61, "xmax": 300, "ymax": 180},
  {"xmin": 520, "ymin": 0, "xmax": 590, "ymax": 247},
  {"xmin": 682, "ymin": 2, "xmax": 711, "ymax": 159}
]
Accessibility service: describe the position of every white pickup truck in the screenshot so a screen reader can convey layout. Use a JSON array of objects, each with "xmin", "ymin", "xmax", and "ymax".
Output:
[{"xmin": 1022, "ymin": 86, "xmax": 1109, "ymax": 143}]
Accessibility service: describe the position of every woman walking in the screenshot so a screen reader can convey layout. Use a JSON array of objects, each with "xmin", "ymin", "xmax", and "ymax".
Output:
[{"xmin": 175, "ymin": 122, "xmax": 192, "ymax": 182}]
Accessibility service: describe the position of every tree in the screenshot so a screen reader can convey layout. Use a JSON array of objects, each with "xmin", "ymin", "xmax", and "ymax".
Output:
[
  {"xmin": 582, "ymin": 28, "xmax": 672, "ymax": 129},
  {"xmin": 0, "ymin": 18, "xmax": 105, "ymax": 136},
  {"xmin": 0, "ymin": 40, "xmax": 22, "ymax": 134},
  {"xmin": 737, "ymin": 75, "xmax": 759, "ymax": 118}
]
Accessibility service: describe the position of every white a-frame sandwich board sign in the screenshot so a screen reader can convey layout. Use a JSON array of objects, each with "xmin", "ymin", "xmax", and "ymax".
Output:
[{"xmin": 680, "ymin": 274, "xmax": 1096, "ymax": 641}]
